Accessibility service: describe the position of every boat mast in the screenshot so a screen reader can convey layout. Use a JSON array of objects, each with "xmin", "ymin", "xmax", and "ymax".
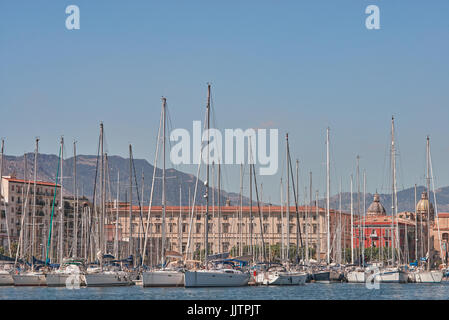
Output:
[
  {"xmin": 99, "ymin": 123, "xmax": 104, "ymax": 269},
  {"xmin": 128, "ymin": 144, "xmax": 133, "ymax": 261},
  {"xmin": 390, "ymin": 116, "xmax": 396, "ymax": 267},
  {"xmin": 239, "ymin": 164, "xmax": 243, "ymax": 257},
  {"xmin": 32, "ymin": 138, "xmax": 38, "ymax": 261},
  {"xmin": 0, "ymin": 139, "xmax": 12, "ymax": 257},
  {"xmin": 426, "ymin": 136, "xmax": 431, "ymax": 271},
  {"xmin": 362, "ymin": 171, "xmax": 366, "ymax": 266},
  {"xmin": 178, "ymin": 184, "xmax": 182, "ymax": 255},
  {"xmin": 308, "ymin": 171, "xmax": 312, "ymax": 264},
  {"xmin": 115, "ymin": 170, "xmax": 120, "ymax": 259},
  {"xmin": 414, "ymin": 184, "xmax": 417, "ymax": 264},
  {"xmin": 316, "ymin": 190, "xmax": 320, "ymax": 263},
  {"xmin": 73, "ymin": 141, "xmax": 78, "ymax": 258},
  {"xmin": 326, "ymin": 127, "xmax": 330, "ymax": 265},
  {"xmin": 286, "ymin": 134, "xmax": 290, "ymax": 261},
  {"xmin": 204, "ymin": 84, "xmax": 211, "ymax": 268},
  {"xmin": 350, "ymin": 174, "xmax": 354, "ymax": 264},
  {"xmin": 58, "ymin": 136, "xmax": 64, "ymax": 264},
  {"xmin": 249, "ymin": 159, "xmax": 253, "ymax": 259},
  {"xmin": 161, "ymin": 97, "xmax": 167, "ymax": 267},
  {"xmin": 142, "ymin": 100, "xmax": 163, "ymax": 266},
  {"xmin": 218, "ymin": 162, "xmax": 221, "ymax": 253},
  {"xmin": 280, "ymin": 178, "xmax": 284, "ymax": 261}
]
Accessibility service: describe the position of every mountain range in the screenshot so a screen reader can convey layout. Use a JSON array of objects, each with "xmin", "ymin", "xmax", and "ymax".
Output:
[{"xmin": 2, "ymin": 153, "xmax": 449, "ymax": 214}]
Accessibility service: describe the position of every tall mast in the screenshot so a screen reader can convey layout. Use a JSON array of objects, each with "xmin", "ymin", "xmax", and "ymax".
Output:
[
  {"xmin": 204, "ymin": 84, "xmax": 211, "ymax": 267},
  {"xmin": 239, "ymin": 164, "xmax": 243, "ymax": 256},
  {"xmin": 338, "ymin": 177, "xmax": 342, "ymax": 264},
  {"xmin": 128, "ymin": 144, "xmax": 133, "ymax": 260},
  {"xmin": 308, "ymin": 172, "xmax": 312, "ymax": 263},
  {"xmin": 356, "ymin": 155, "xmax": 361, "ymax": 265},
  {"xmin": 249, "ymin": 161, "xmax": 253, "ymax": 259},
  {"xmin": 316, "ymin": 190, "xmax": 320, "ymax": 262},
  {"xmin": 99, "ymin": 123, "xmax": 104, "ymax": 268},
  {"xmin": 73, "ymin": 140, "xmax": 78, "ymax": 258},
  {"xmin": 115, "ymin": 170, "xmax": 120, "ymax": 259},
  {"xmin": 350, "ymin": 174, "xmax": 354, "ymax": 264},
  {"xmin": 280, "ymin": 178, "xmax": 284, "ymax": 261},
  {"xmin": 161, "ymin": 97, "xmax": 167, "ymax": 267},
  {"xmin": 58, "ymin": 136, "xmax": 64, "ymax": 263},
  {"xmin": 218, "ymin": 162, "xmax": 222, "ymax": 253},
  {"xmin": 178, "ymin": 184, "xmax": 182, "ymax": 255},
  {"xmin": 0, "ymin": 139, "xmax": 12, "ymax": 257},
  {"xmin": 362, "ymin": 170, "xmax": 366, "ymax": 266},
  {"xmin": 414, "ymin": 184, "xmax": 417, "ymax": 263},
  {"xmin": 426, "ymin": 136, "xmax": 431, "ymax": 271},
  {"xmin": 391, "ymin": 116, "xmax": 396, "ymax": 266},
  {"xmin": 286, "ymin": 133, "xmax": 290, "ymax": 261},
  {"xmin": 32, "ymin": 138, "xmax": 39, "ymax": 260},
  {"xmin": 326, "ymin": 127, "xmax": 330, "ymax": 264}
]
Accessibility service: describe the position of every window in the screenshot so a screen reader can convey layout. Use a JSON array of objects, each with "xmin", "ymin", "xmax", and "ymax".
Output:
[
  {"xmin": 277, "ymin": 224, "xmax": 282, "ymax": 233},
  {"xmin": 223, "ymin": 223, "xmax": 229, "ymax": 233},
  {"xmin": 263, "ymin": 224, "xmax": 268, "ymax": 233},
  {"xmin": 196, "ymin": 223, "xmax": 201, "ymax": 233}
]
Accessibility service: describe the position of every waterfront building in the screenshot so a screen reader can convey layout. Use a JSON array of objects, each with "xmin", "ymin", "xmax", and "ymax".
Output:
[
  {"xmin": 106, "ymin": 201, "xmax": 351, "ymax": 263},
  {"xmin": 0, "ymin": 175, "xmax": 91, "ymax": 261}
]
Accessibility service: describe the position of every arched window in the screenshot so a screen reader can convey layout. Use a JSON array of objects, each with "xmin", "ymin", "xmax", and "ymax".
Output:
[{"xmin": 443, "ymin": 233, "xmax": 449, "ymax": 242}]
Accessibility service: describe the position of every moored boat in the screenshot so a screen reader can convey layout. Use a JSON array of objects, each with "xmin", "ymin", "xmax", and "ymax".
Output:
[
  {"xmin": 184, "ymin": 268, "xmax": 249, "ymax": 287},
  {"xmin": 13, "ymin": 271, "xmax": 47, "ymax": 286}
]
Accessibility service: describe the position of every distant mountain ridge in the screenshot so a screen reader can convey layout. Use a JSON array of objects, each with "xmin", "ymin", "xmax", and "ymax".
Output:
[
  {"xmin": 1, "ymin": 153, "xmax": 250, "ymax": 207},
  {"xmin": 3, "ymin": 153, "xmax": 449, "ymax": 213},
  {"xmin": 317, "ymin": 185, "xmax": 449, "ymax": 215}
]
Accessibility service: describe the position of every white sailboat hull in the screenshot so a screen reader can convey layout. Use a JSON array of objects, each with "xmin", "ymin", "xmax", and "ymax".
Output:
[
  {"xmin": 84, "ymin": 272, "xmax": 133, "ymax": 287},
  {"xmin": 0, "ymin": 272, "xmax": 13, "ymax": 286},
  {"xmin": 346, "ymin": 271, "xmax": 366, "ymax": 283},
  {"xmin": 142, "ymin": 270, "xmax": 184, "ymax": 287},
  {"xmin": 411, "ymin": 270, "xmax": 443, "ymax": 283},
  {"xmin": 13, "ymin": 273, "xmax": 47, "ymax": 286},
  {"xmin": 45, "ymin": 273, "xmax": 86, "ymax": 287},
  {"xmin": 372, "ymin": 269, "xmax": 408, "ymax": 283},
  {"xmin": 256, "ymin": 272, "xmax": 307, "ymax": 285},
  {"xmin": 184, "ymin": 270, "xmax": 250, "ymax": 287}
]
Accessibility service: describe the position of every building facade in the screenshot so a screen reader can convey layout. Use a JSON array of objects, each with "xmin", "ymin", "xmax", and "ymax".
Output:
[{"xmin": 107, "ymin": 201, "xmax": 351, "ymax": 263}]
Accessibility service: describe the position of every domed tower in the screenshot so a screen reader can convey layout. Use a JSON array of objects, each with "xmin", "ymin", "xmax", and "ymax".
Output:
[
  {"xmin": 416, "ymin": 191, "xmax": 434, "ymax": 220},
  {"xmin": 367, "ymin": 193, "xmax": 386, "ymax": 217}
]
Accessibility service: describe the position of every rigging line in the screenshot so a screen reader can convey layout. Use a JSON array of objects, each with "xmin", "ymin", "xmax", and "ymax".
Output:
[
  {"xmin": 287, "ymin": 141, "xmax": 304, "ymax": 253},
  {"xmin": 184, "ymin": 106, "xmax": 209, "ymax": 261},
  {"xmin": 429, "ymin": 144, "xmax": 444, "ymax": 265},
  {"xmin": 131, "ymin": 151, "xmax": 146, "ymax": 254},
  {"xmin": 142, "ymin": 99, "xmax": 164, "ymax": 267},
  {"xmin": 86, "ymin": 129, "xmax": 101, "ymax": 263}
]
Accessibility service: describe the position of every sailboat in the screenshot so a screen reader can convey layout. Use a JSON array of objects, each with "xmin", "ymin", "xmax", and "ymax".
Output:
[
  {"xmin": 371, "ymin": 117, "xmax": 408, "ymax": 284},
  {"xmin": 409, "ymin": 137, "xmax": 443, "ymax": 283},
  {"xmin": 256, "ymin": 133, "xmax": 307, "ymax": 286},
  {"xmin": 184, "ymin": 84, "xmax": 250, "ymax": 288},
  {"xmin": 0, "ymin": 140, "xmax": 14, "ymax": 286},
  {"xmin": 13, "ymin": 140, "xmax": 47, "ymax": 287},
  {"xmin": 84, "ymin": 123, "xmax": 133, "ymax": 287},
  {"xmin": 143, "ymin": 97, "xmax": 185, "ymax": 287}
]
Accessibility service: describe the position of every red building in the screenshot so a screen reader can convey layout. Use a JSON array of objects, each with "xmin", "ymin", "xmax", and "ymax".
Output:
[{"xmin": 353, "ymin": 193, "xmax": 416, "ymax": 261}]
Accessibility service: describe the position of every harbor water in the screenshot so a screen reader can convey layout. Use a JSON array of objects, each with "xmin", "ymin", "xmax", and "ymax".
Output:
[{"xmin": 2, "ymin": 282, "xmax": 449, "ymax": 300}]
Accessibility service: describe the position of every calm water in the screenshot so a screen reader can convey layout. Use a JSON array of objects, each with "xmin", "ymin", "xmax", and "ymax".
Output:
[{"xmin": 2, "ymin": 282, "xmax": 449, "ymax": 300}]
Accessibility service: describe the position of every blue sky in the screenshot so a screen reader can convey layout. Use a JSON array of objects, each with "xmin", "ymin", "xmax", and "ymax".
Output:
[{"xmin": 1, "ymin": 1, "xmax": 448, "ymax": 204}]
